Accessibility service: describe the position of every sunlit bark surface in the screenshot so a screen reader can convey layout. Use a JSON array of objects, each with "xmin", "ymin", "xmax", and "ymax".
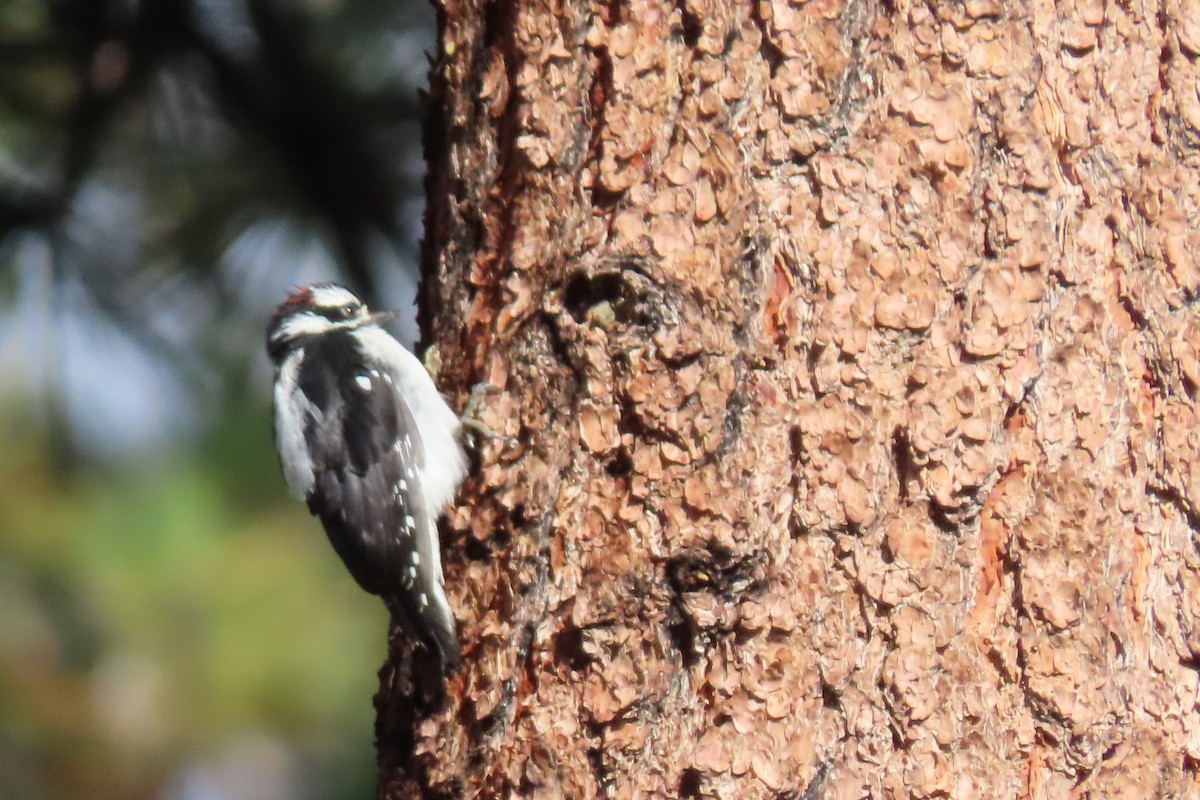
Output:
[{"xmin": 379, "ymin": 0, "xmax": 1200, "ymax": 796}]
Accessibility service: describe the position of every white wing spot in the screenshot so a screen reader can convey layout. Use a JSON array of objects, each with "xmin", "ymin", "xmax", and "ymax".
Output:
[
  {"xmin": 419, "ymin": 592, "xmax": 429, "ymax": 608},
  {"xmin": 408, "ymin": 566, "xmax": 417, "ymax": 579},
  {"xmin": 398, "ymin": 479, "xmax": 407, "ymax": 491},
  {"xmin": 411, "ymin": 552, "xmax": 420, "ymax": 565},
  {"xmin": 369, "ymin": 368, "xmax": 380, "ymax": 378},
  {"xmin": 404, "ymin": 515, "xmax": 415, "ymax": 530},
  {"xmin": 382, "ymin": 372, "xmax": 393, "ymax": 384},
  {"xmin": 355, "ymin": 374, "xmax": 372, "ymax": 391}
]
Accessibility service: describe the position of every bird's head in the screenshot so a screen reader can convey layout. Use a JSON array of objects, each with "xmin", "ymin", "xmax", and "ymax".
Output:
[{"xmin": 266, "ymin": 283, "xmax": 394, "ymax": 362}]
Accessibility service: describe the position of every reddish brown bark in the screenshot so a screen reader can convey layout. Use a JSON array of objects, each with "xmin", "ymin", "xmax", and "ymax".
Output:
[{"xmin": 380, "ymin": 0, "xmax": 1200, "ymax": 797}]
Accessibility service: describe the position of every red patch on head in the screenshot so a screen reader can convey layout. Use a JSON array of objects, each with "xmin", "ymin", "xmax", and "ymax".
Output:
[
  {"xmin": 282, "ymin": 285, "xmax": 315, "ymax": 308},
  {"xmin": 271, "ymin": 285, "xmax": 317, "ymax": 319},
  {"xmin": 267, "ymin": 284, "xmax": 318, "ymax": 341}
]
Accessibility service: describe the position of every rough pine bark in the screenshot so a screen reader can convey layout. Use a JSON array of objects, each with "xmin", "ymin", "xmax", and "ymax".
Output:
[{"xmin": 377, "ymin": 0, "xmax": 1200, "ymax": 797}]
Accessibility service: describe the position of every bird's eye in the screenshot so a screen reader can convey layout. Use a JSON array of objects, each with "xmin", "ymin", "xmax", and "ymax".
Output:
[
  {"xmin": 327, "ymin": 302, "xmax": 358, "ymax": 320},
  {"xmin": 319, "ymin": 300, "xmax": 360, "ymax": 321}
]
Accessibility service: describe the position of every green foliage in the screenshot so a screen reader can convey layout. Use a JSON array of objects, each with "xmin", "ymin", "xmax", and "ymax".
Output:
[
  {"xmin": 0, "ymin": 407, "xmax": 386, "ymax": 800},
  {"xmin": 0, "ymin": 0, "xmax": 439, "ymax": 793}
]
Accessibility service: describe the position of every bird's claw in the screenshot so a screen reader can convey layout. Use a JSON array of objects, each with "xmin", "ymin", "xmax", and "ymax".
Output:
[{"xmin": 460, "ymin": 383, "xmax": 506, "ymax": 449}]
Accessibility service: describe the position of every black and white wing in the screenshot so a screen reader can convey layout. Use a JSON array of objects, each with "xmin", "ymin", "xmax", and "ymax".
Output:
[{"xmin": 293, "ymin": 332, "xmax": 460, "ymax": 669}]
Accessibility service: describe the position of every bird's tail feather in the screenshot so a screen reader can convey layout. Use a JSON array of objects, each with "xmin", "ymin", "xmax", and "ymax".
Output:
[{"xmin": 385, "ymin": 594, "xmax": 461, "ymax": 673}]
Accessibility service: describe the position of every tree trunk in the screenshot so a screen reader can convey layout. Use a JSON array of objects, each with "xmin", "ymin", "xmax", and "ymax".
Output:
[{"xmin": 378, "ymin": 0, "xmax": 1200, "ymax": 796}]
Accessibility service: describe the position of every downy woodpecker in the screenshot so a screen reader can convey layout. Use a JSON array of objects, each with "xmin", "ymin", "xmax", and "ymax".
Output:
[{"xmin": 266, "ymin": 283, "xmax": 466, "ymax": 671}]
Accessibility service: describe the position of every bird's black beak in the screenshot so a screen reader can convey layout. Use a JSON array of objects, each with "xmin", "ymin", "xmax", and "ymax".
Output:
[{"xmin": 368, "ymin": 310, "xmax": 400, "ymax": 327}]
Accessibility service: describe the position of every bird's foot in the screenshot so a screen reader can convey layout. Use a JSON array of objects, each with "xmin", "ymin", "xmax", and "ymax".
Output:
[{"xmin": 460, "ymin": 383, "xmax": 506, "ymax": 449}]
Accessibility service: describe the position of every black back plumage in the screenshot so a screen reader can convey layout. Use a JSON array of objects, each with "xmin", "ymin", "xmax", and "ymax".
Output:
[{"xmin": 293, "ymin": 331, "xmax": 459, "ymax": 668}]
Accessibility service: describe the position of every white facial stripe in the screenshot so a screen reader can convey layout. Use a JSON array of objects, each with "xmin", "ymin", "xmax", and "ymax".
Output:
[
  {"xmin": 271, "ymin": 311, "xmax": 341, "ymax": 342},
  {"xmin": 308, "ymin": 284, "xmax": 371, "ymax": 331},
  {"xmin": 309, "ymin": 284, "xmax": 363, "ymax": 310}
]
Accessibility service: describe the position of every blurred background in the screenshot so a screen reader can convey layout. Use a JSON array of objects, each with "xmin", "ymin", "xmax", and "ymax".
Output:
[{"xmin": 0, "ymin": 1, "xmax": 437, "ymax": 797}]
